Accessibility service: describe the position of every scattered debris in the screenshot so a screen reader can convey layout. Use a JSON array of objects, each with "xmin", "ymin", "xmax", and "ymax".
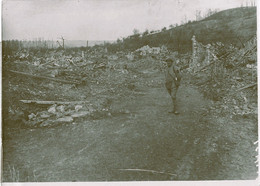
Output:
[
  {"xmin": 187, "ymin": 35, "xmax": 257, "ymax": 118},
  {"xmin": 23, "ymin": 103, "xmax": 92, "ymax": 127},
  {"xmin": 3, "ymin": 35, "xmax": 257, "ymax": 128},
  {"xmin": 136, "ymin": 45, "xmax": 168, "ymax": 56},
  {"xmin": 126, "ymin": 53, "xmax": 134, "ymax": 61}
]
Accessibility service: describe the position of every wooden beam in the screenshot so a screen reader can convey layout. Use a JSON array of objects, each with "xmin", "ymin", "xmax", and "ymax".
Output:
[
  {"xmin": 20, "ymin": 100, "xmax": 88, "ymax": 105},
  {"xmin": 9, "ymin": 70, "xmax": 81, "ymax": 85},
  {"xmin": 237, "ymin": 83, "xmax": 257, "ymax": 92}
]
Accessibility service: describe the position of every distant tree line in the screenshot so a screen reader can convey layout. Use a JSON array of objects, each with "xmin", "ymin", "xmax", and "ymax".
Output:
[
  {"xmin": 3, "ymin": 40, "xmax": 23, "ymax": 56},
  {"xmin": 2, "ymin": 39, "xmax": 59, "ymax": 55}
]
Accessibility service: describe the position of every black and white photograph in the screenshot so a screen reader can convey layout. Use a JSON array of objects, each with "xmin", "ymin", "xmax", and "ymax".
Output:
[{"xmin": 1, "ymin": 0, "xmax": 258, "ymax": 183}]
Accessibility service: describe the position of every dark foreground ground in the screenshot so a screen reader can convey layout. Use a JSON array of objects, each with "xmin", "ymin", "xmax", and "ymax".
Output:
[{"xmin": 2, "ymin": 57, "xmax": 258, "ymax": 181}]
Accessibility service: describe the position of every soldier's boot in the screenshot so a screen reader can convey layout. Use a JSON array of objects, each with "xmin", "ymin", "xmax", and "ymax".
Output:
[{"xmin": 172, "ymin": 98, "xmax": 179, "ymax": 115}]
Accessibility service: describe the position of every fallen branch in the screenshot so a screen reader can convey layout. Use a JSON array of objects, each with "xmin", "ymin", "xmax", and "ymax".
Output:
[
  {"xmin": 233, "ymin": 45, "xmax": 257, "ymax": 64},
  {"xmin": 9, "ymin": 70, "xmax": 81, "ymax": 85},
  {"xmin": 20, "ymin": 100, "xmax": 88, "ymax": 105},
  {"xmin": 39, "ymin": 60, "xmax": 54, "ymax": 67},
  {"xmin": 118, "ymin": 169, "xmax": 177, "ymax": 176},
  {"xmin": 66, "ymin": 59, "xmax": 79, "ymax": 67},
  {"xmin": 237, "ymin": 83, "xmax": 257, "ymax": 92},
  {"xmin": 243, "ymin": 45, "xmax": 256, "ymax": 57},
  {"xmin": 195, "ymin": 61, "xmax": 215, "ymax": 72}
]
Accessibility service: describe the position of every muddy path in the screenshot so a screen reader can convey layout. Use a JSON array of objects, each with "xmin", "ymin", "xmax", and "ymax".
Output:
[{"xmin": 3, "ymin": 68, "xmax": 257, "ymax": 181}]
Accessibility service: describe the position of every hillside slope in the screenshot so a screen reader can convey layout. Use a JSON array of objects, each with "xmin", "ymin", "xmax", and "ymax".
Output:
[
  {"xmin": 188, "ymin": 7, "xmax": 256, "ymax": 44},
  {"xmin": 119, "ymin": 7, "xmax": 256, "ymax": 53}
]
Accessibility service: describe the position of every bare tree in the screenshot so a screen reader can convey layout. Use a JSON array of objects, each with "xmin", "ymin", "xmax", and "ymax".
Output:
[{"xmin": 57, "ymin": 36, "xmax": 65, "ymax": 49}]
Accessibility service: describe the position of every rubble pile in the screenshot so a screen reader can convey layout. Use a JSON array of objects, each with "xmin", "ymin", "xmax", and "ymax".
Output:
[
  {"xmin": 4, "ymin": 47, "xmax": 164, "ymax": 128},
  {"xmin": 25, "ymin": 102, "xmax": 109, "ymax": 127},
  {"xmin": 3, "ymin": 35, "xmax": 257, "ymax": 127},
  {"xmin": 187, "ymin": 36, "xmax": 257, "ymax": 118},
  {"xmin": 135, "ymin": 45, "xmax": 168, "ymax": 56}
]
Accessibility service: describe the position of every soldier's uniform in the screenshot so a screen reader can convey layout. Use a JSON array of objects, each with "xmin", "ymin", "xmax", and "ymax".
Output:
[{"xmin": 165, "ymin": 58, "xmax": 181, "ymax": 114}]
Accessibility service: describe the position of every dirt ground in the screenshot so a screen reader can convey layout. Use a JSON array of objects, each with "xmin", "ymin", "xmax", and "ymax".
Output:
[{"xmin": 2, "ymin": 57, "xmax": 258, "ymax": 181}]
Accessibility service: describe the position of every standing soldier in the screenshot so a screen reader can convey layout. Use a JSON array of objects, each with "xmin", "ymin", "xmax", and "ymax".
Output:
[{"xmin": 165, "ymin": 58, "xmax": 182, "ymax": 114}]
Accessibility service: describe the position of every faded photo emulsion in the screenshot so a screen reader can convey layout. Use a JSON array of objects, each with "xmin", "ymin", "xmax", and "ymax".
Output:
[{"xmin": 2, "ymin": 0, "xmax": 258, "ymax": 183}]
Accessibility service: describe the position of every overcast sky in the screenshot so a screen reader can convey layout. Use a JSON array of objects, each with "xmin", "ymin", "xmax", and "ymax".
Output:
[{"xmin": 3, "ymin": 0, "xmax": 248, "ymax": 41}]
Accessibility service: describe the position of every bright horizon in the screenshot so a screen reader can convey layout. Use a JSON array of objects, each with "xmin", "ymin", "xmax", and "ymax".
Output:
[{"xmin": 3, "ymin": 0, "xmax": 250, "ymax": 41}]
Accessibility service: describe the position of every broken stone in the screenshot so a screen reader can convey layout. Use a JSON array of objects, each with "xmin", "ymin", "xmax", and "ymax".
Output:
[
  {"xmin": 71, "ymin": 111, "xmax": 90, "ymax": 118},
  {"xmin": 57, "ymin": 105, "xmax": 65, "ymax": 113},
  {"xmin": 28, "ymin": 113, "xmax": 36, "ymax": 120},
  {"xmin": 8, "ymin": 107, "xmax": 15, "ymax": 115},
  {"xmin": 40, "ymin": 113, "xmax": 51, "ymax": 119},
  {"xmin": 33, "ymin": 61, "xmax": 40, "ymax": 66},
  {"xmin": 56, "ymin": 116, "xmax": 73, "ymax": 122},
  {"xmin": 48, "ymin": 105, "xmax": 57, "ymax": 114},
  {"xmin": 75, "ymin": 105, "xmax": 83, "ymax": 112},
  {"xmin": 50, "ymin": 69, "xmax": 59, "ymax": 77}
]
